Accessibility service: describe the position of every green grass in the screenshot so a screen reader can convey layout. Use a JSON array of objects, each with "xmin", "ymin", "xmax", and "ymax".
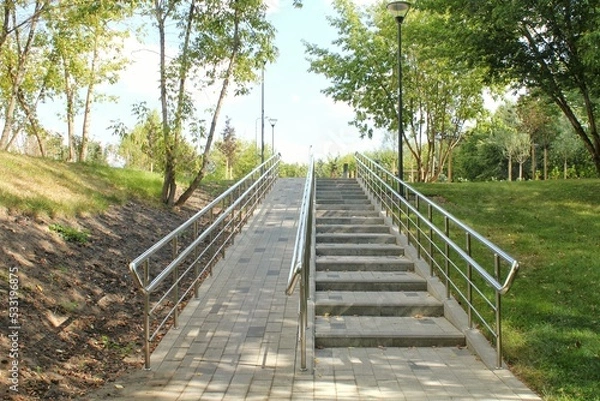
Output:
[
  {"xmin": 0, "ymin": 151, "xmax": 172, "ymax": 217},
  {"xmin": 414, "ymin": 180, "xmax": 600, "ymax": 401}
]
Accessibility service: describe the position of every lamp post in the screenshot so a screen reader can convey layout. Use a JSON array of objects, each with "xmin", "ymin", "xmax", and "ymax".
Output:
[
  {"xmin": 387, "ymin": 1, "xmax": 411, "ymax": 191},
  {"xmin": 261, "ymin": 63, "xmax": 265, "ymax": 165},
  {"xmin": 269, "ymin": 118, "xmax": 277, "ymax": 154}
]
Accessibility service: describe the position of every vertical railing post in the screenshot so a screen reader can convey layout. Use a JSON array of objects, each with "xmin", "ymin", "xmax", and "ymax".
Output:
[
  {"xmin": 416, "ymin": 196, "xmax": 421, "ymax": 259},
  {"xmin": 220, "ymin": 197, "xmax": 226, "ymax": 258},
  {"xmin": 466, "ymin": 232, "xmax": 473, "ymax": 328},
  {"xmin": 143, "ymin": 259, "xmax": 151, "ymax": 370},
  {"xmin": 194, "ymin": 220, "xmax": 200, "ymax": 298},
  {"xmin": 209, "ymin": 208, "xmax": 215, "ymax": 276},
  {"xmin": 172, "ymin": 237, "xmax": 179, "ymax": 329},
  {"xmin": 444, "ymin": 216, "xmax": 450, "ymax": 299},
  {"xmin": 495, "ymin": 254, "xmax": 503, "ymax": 369},
  {"xmin": 427, "ymin": 204, "xmax": 434, "ymax": 277}
]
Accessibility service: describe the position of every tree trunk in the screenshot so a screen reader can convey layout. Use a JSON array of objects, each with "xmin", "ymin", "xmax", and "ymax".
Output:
[
  {"xmin": 531, "ymin": 143, "xmax": 536, "ymax": 179},
  {"xmin": 508, "ymin": 155, "xmax": 513, "ymax": 181},
  {"xmin": 176, "ymin": 6, "xmax": 240, "ymax": 207},
  {"xmin": 519, "ymin": 162, "xmax": 523, "ymax": 180},
  {"xmin": 543, "ymin": 146, "xmax": 548, "ymax": 180},
  {"xmin": 1, "ymin": 95, "xmax": 17, "ymax": 150},
  {"xmin": 157, "ymin": 6, "xmax": 176, "ymax": 206},
  {"xmin": 0, "ymin": 0, "xmax": 42, "ymax": 150},
  {"xmin": 447, "ymin": 149, "xmax": 453, "ymax": 182},
  {"xmin": 64, "ymin": 64, "xmax": 76, "ymax": 162},
  {"xmin": 16, "ymin": 90, "xmax": 45, "ymax": 156},
  {"xmin": 80, "ymin": 35, "xmax": 99, "ymax": 162}
]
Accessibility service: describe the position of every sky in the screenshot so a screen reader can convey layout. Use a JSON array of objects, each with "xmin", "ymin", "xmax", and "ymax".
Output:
[{"xmin": 39, "ymin": 0, "xmax": 386, "ymax": 165}]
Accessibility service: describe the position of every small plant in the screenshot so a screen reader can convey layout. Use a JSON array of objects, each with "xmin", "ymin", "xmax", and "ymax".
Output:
[
  {"xmin": 60, "ymin": 300, "xmax": 79, "ymax": 312},
  {"xmin": 49, "ymin": 224, "xmax": 89, "ymax": 244}
]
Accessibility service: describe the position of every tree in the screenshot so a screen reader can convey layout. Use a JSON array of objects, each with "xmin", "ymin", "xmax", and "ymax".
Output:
[
  {"xmin": 144, "ymin": 0, "xmax": 276, "ymax": 207},
  {"xmin": 516, "ymin": 93, "xmax": 558, "ymax": 180},
  {"xmin": 0, "ymin": 0, "xmax": 46, "ymax": 152},
  {"xmin": 304, "ymin": 0, "xmax": 486, "ymax": 182},
  {"xmin": 553, "ymin": 115, "xmax": 584, "ymax": 179},
  {"xmin": 489, "ymin": 102, "xmax": 532, "ymax": 181},
  {"xmin": 453, "ymin": 128, "xmax": 505, "ymax": 181},
  {"xmin": 216, "ymin": 117, "xmax": 238, "ymax": 180},
  {"xmin": 232, "ymin": 140, "xmax": 260, "ymax": 180},
  {"xmin": 421, "ymin": 0, "xmax": 600, "ymax": 176},
  {"xmin": 116, "ymin": 108, "xmax": 163, "ymax": 172},
  {"xmin": 46, "ymin": 0, "xmax": 131, "ymax": 162}
]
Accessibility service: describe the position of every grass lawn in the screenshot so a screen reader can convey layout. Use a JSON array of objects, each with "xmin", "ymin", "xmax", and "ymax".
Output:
[
  {"xmin": 0, "ymin": 151, "xmax": 165, "ymax": 216},
  {"xmin": 414, "ymin": 180, "xmax": 600, "ymax": 401},
  {"xmin": 0, "ymin": 151, "xmax": 231, "ymax": 217}
]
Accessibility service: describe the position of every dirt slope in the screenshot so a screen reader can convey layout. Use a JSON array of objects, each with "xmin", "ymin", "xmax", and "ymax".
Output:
[{"xmin": 1, "ymin": 196, "xmax": 205, "ymax": 400}]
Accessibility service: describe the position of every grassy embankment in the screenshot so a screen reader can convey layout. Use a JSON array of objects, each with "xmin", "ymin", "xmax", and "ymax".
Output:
[
  {"xmin": 0, "ymin": 151, "xmax": 229, "ymax": 217},
  {"xmin": 415, "ymin": 180, "xmax": 600, "ymax": 401},
  {"xmin": 0, "ymin": 151, "xmax": 165, "ymax": 217}
]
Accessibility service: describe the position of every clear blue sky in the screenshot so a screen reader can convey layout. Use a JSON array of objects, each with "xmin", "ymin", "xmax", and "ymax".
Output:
[{"xmin": 40, "ymin": 0, "xmax": 385, "ymax": 165}]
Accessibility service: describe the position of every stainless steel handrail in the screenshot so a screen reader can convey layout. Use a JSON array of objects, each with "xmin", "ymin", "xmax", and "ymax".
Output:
[
  {"xmin": 129, "ymin": 154, "xmax": 280, "ymax": 369},
  {"xmin": 286, "ymin": 156, "xmax": 314, "ymax": 372},
  {"xmin": 355, "ymin": 152, "xmax": 520, "ymax": 368}
]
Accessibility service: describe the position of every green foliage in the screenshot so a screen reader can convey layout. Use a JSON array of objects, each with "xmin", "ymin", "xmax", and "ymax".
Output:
[
  {"xmin": 149, "ymin": 0, "xmax": 278, "ymax": 206},
  {"xmin": 304, "ymin": 1, "xmax": 487, "ymax": 182},
  {"xmin": 49, "ymin": 223, "xmax": 89, "ymax": 244},
  {"xmin": 453, "ymin": 129, "xmax": 505, "ymax": 181},
  {"xmin": 215, "ymin": 117, "xmax": 239, "ymax": 180},
  {"xmin": 415, "ymin": 180, "xmax": 600, "ymax": 401},
  {"xmin": 232, "ymin": 140, "xmax": 261, "ymax": 180},
  {"xmin": 279, "ymin": 162, "xmax": 308, "ymax": 178},
  {"xmin": 420, "ymin": 0, "xmax": 600, "ymax": 176},
  {"xmin": 116, "ymin": 108, "xmax": 164, "ymax": 173}
]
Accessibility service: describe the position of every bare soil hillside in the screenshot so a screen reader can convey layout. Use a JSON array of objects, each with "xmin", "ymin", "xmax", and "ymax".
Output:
[{"xmin": 1, "ymin": 195, "xmax": 207, "ymax": 400}]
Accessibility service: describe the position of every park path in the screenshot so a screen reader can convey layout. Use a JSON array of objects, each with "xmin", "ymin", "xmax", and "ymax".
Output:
[{"xmin": 83, "ymin": 178, "xmax": 541, "ymax": 401}]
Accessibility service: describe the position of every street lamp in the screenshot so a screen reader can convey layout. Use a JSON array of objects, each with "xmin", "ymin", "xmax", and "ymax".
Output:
[
  {"xmin": 269, "ymin": 118, "xmax": 278, "ymax": 154},
  {"xmin": 261, "ymin": 63, "xmax": 265, "ymax": 165},
  {"xmin": 387, "ymin": 1, "xmax": 411, "ymax": 191}
]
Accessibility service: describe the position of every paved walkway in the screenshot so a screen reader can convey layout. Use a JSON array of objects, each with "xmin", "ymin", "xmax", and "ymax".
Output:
[{"xmin": 84, "ymin": 178, "xmax": 542, "ymax": 401}]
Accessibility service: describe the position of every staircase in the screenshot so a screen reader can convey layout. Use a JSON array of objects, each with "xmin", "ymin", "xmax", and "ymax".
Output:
[{"xmin": 314, "ymin": 178, "xmax": 466, "ymax": 349}]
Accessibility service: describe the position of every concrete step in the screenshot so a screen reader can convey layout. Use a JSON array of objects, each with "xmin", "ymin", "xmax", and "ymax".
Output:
[
  {"xmin": 314, "ymin": 316, "xmax": 466, "ymax": 348},
  {"xmin": 316, "ymin": 204, "xmax": 375, "ymax": 211},
  {"xmin": 316, "ymin": 190, "xmax": 366, "ymax": 197},
  {"xmin": 316, "ymin": 233, "xmax": 397, "ymax": 245},
  {"xmin": 316, "ymin": 180, "xmax": 361, "ymax": 184},
  {"xmin": 315, "ymin": 291, "xmax": 444, "ymax": 317},
  {"xmin": 315, "ymin": 271, "xmax": 426, "ymax": 292},
  {"xmin": 316, "ymin": 224, "xmax": 390, "ymax": 234},
  {"xmin": 316, "ymin": 198, "xmax": 372, "ymax": 205},
  {"xmin": 316, "ymin": 255, "xmax": 412, "ymax": 271},
  {"xmin": 315, "ymin": 210, "xmax": 379, "ymax": 218},
  {"xmin": 316, "ymin": 243, "xmax": 404, "ymax": 257},
  {"xmin": 316, "ymin": 216, "xmax": 384, "ymax": 225}
]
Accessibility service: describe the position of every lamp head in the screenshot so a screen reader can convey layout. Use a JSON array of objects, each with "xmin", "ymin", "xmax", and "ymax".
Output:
[
  {"xmin": 387, "ymin": 1, "xmax": 411, "ymax": 23},
  {"xmin": 269, "ymin": 118, "xmax": 278, "ymax": 127}
]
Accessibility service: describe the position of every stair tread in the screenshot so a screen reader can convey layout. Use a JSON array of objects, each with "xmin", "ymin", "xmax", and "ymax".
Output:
[
  {"xmin": 316, "ymin": 255, "xmax": 411, "ymax": 263},
  {"xmin": 316, "ymin": 271, "xmax": 424, "ymax": 282},
  {"xmin": 315, "ymin": 316, "xmax": 463, "ymax": 337},
  {"xmin": 317, "ymin": 232, "xmax": 395, "ymax": 238},
  {"xmin": 315, "ymin": 291, "xmax": 441, "ymax": 306},
  {"xmin": 316, "ymin": 211, "xmax": 379, "ymax": 217},
  {"xmin": 317, "ymin": 243, "xmax": 402, "ymax": 249}
]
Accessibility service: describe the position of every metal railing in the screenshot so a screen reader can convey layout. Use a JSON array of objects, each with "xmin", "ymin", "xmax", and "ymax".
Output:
[
  {"xmin": 286, "ymin": 156, "xmax": 315, "ymax": 372},
  {"xmin": 130, "ymin": 154, "xmax": 280, "ymax": 369},
  {"xmin": 355, "ymin": 152, "xmax": 520, "ymax": 368}
]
